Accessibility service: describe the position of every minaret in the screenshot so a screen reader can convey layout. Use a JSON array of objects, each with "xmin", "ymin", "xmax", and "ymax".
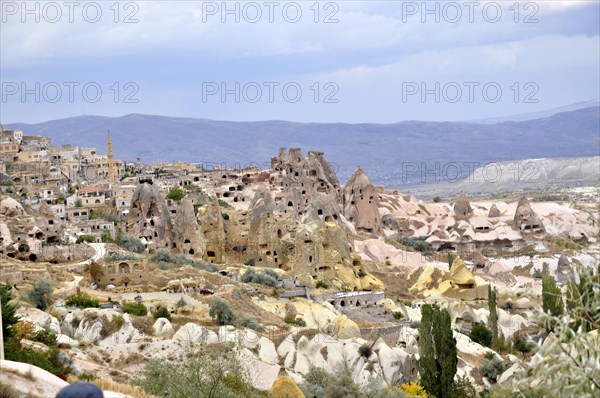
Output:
[{"xmin": 107, "ymin": 130, "xmax": 116, "ymax": 185}]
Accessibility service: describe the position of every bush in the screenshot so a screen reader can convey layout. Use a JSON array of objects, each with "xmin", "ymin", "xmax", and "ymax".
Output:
[
  {"xmin": 240, "ymin": 317, "xmax": 264, "ymax": 332},
  {"xmin": 315, "ymin": 280, "xmax": 329, "ymax": 289},
  {"xmin": 166, "ymin": 187, "xmax": 184, "ymax": 201},
  {"xmin": 358, "ymin": 344, "xmax": 373, "ymax": 358},
  {"xmin": 26, "ymin": 279, "xmax": 53, "ymax": 310},
  {"xmin": 106, "ymin": 252, "xmax": 138, "ymax": 262},
  {"xmin": 241, "ymin": 268, "xmax": 278, "ymax": 287},
  {"xmin": 136, "ymin": 343, "xmax": 256, "ymax": 398},
  {"xmin": 120, "ymin": 235, "xmax": 145, "ymax": 253},
  {"xmin": 399, "ymin": 382, "xmax": 429, "ymax": 397},
  {"xmin": 480, "ymin": 357, "xmax": 506, "ymax": 382},
  {"xmin": 65, "ymin": 292, "xmax": 100, "ymax": 309},
  {"xmin": 433, "ymin": 196, "xmax": 442, "ymax": 203},
  {"xmin": 532, "ymin": 269, "xmax": 542, "ymax": 279},
  {"xmin": 123, "ymin": 302, "xmax": 148, "ymax": 316},
  {"xmin": 153, "ymin": 307, "xmax": 171, "ymax": 321},
  {"xmin": 209, "ymin": 297, "xmax": 236, "ymax": 326},
  {"xmin": 192, "ymin": 262, "xmax": 219, "ymax": 272},
  {"xmin": 514, "ymin": 338, "xmax": 533, "ymax": 354},
  {"xmin": 450, "ymin": 374, "xmax": 477, "ymax": 398},
  {"xmin": 284, "ymin": 315, "xmax": 307, "ymax": 327},
  {"xmin": 221, "ymin": 212, "xmax": 229, "ymax": 220},
  {"xmin": 392, "ymin": 311, "xmax": 404, "ymax": 320},
  {"xmin": 34, "ymin": 328, "xmax": 58, "ymax": 346},
  {"xmin": 397, "ymin": 236, "xmax": 430, "ymax": 252},
  {"xmin": 151, "ymin": 249, "xmax": 192, "ymax": 265},
  {"xmin": 470, "ymin": 324, "xmax": 492, "ymax": 347},
  {"xmin": 176, "ymin": 297, "xmax": 187, "ymax": 308},
  {"xmin": 76, "ymin": 235, "xmax": 95, "ymax": 244}
]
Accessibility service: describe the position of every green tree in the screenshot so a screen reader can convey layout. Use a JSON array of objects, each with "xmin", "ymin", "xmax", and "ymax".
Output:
[
  {"xmin": 166, "ymin": 187, "xmax": 185, "ymax": 202},
  {"xmin": 137, "ymin": 343, "xmax": 257, "ymax": 398},
  {"xmin": 469, "ymin": 324, "xmax": 492, "ymax": 347},
  {"xmin": 209, "ymin": 297, "xmax": 235, "ymax": 326},
  {"xmin": 153, "ymin": 307, "xmax": 171, "ymax": 321},
  {"xmin": 542, "ymin": 276, "xmax": 563, "ymax": 332},
  {"xmin": 26, "ymin": 279, "xmax": 53, "ymax": 310},
  {"xmin": 1, "ymin": 284, "xmax": 20, "ymax": 339},
  {"xmin": 488, "ymin": 285, "xmax": 498, "ymax": 340},
  {"xmin": 418, "ymin": 304, "xmax": 457, "ymax": 398},
  {"xmin": 120, "ymin": 234, "xmax": 145, "ymax": 253},
  {"xmin": 447, "ymin": 252, "xmax": 455, "ymax": 270},
  {"xmin": 566, "ymin": 264, "xmax": 599, "ymax": 332}
]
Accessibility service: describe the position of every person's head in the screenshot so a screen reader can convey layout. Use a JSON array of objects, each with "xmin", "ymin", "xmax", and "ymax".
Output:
[{"xmin": 55, "ymin": 382, "xmax": 103, "ymax": 398}]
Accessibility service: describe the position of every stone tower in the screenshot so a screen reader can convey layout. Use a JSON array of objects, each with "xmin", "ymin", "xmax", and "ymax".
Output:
[{"xmin": 107, "ymin": 130, "xmax": 116, "ymax": 185}]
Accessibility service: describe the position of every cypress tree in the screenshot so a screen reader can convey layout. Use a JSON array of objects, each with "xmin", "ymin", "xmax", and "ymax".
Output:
[
  {"xmin": 418, "ymin": 304, "xmax": 457, "ymax": 398},
  {"xmin": 488, "ymin": 285, "xmax": 498, "ymax": 339}
]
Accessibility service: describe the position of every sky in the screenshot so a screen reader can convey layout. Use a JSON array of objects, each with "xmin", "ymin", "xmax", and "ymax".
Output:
[{"xmin": 1, "ymin": 0, "xmax": 599, "ymax": 124}]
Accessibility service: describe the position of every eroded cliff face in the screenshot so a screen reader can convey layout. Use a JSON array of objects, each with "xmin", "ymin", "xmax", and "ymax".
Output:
[
  {"xmin": 0, "ymin": 196, "xmax": 45, "ymax": 261},
  {"xmin": 126, "ymin": 182, "xmax": 172, "ymax": 249},
  {"xmin": 343, "ymin": 167, "xmax": 381, "ymax": 234}
]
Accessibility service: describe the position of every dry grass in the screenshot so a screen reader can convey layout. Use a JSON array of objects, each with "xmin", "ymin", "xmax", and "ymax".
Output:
[{"xmin": 67, "ymin": 375, "xmax": 155, "ymax": 398}]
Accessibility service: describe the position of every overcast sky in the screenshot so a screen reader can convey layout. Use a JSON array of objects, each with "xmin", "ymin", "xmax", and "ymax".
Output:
[{"xmin": 1, "ymin": 0, "xmax": 598, "ymax": 124}]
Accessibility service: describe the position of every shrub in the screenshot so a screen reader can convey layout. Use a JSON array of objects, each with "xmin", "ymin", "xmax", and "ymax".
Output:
[
  {"xmin": 176, "ymin": 297, "xmax": 187, "ymax": 308},
  {"xmin": 26, "ymin": 279, "xmax": 53, "ymax": 310},
  {"xmin": 166, "ymin": 187, "xmax": 184, "ymax": 201},
  {"xmin": 100, "ymin": 230, "xmax": 113, "ymax": 243},
  {"xmin": 399, "ymin": 381, "xmax": 429, "ymax": 397},
  {"xmin": 122, "ymin": 302, "xmax": 148, "ymax": 316},
  {"xmin": 433, "ymin": 196, "xmax": 442, "ymax": 203},
  {"xmin": 151, "ymin": 249, "xmax": 192, "ymax": 265},
  {"xmin": 209, "ymin": 297, "xmax": 235, "ymax": 326},
  {"xmin": 192, "ymin": 262, "xmax": 219, "ymax": 272},
  {"xmin": 106, "ymin": 252, "xmax": 138, "ymax": 262},
  {"xmin": 392, "ymin": 311, "xmax": 404, "ymax": 320},
  {"xmin": 240, "ymin": 317, "xmax": 264, "ymax": 332},
  {"xmin": 221, "ymin": 212, "xmax": 229, "ymax": 220},
  {"xmin": 1, "ymin": 283, "xmax": 20, "ymax": 339},
  {"xmin": 241, "ymin": 268, "xmax": 278, "ymax": 287},
  {"xmin": 78, "ymin": 371, "xmax": 98, "ymax": 382},
  {"xmin": 100, "ymin": 315, "xmax": 125, "ymax": 338},
  {"xmin": 470, "ymin": 324, "xmax": 492, "ymax": 347},
  {"xmin": 480, "ymin": 357, "xmax": 506, "ymax": 382},
  {"xmin": 284, "ymin": 315, "xmax": 306, "ymax": 327},
  {"xmin": 450, "ymin": 375, "xmax": 477, "ymax": 398},
  {"xmin": 136, "ymin": 343, "xmax": 256, "ymax": 398},
  {"xmin": 358, "ymin": 344, "xmax": 373, "ymax": 358},
  {"xmin": 153, "ymin": 307, "xmax": 171, "ymax": 321},
  {"xmin": 35, "ymin": 328, "xmax": 58, "ymax": 346},
  {"xmin": 532, "ymin": 269, "xmax": 542, "ymax": 279},
  {"xmin": 315, "ymin": 280, "xmax": 329, "ymax": 289},
  {"xmin": 76, "ymin": 235, "xmax": 95, "ymax": 244},
  {"xmin": 397, "ymin": 236, "xmax": 430, "ymax": 253},
  {"xmin": 120, "ymin": 235, "xmax": 145, "ymax": 253},
  {"xmin": 244, "ymin": 258, "xmax": 255, "ymax": 266},
  {"xmin": 514, "ymin": 338, "xmax": 533, "ymax": 354},
  {"xmin": 65, "ymin": 292, "xmax": 100, "ymax": 309}
]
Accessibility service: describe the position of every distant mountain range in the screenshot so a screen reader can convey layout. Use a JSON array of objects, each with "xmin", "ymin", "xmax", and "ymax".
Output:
[{"xmin": 6, "ymin": 104, "xmax": 599, "ymax": 188}]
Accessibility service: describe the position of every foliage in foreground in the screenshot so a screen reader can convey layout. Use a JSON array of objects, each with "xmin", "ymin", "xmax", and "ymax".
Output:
[
  {"xmin": 491, "ymin": 264, "xmax": 599, "ymax": 397},
  {"xmin": 136, "ymin": 343, "xmax": 262, "ymax": 398}
]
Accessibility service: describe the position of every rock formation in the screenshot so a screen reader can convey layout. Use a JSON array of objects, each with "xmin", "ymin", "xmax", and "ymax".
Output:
[
  {"xmin": 513, "ymin": 197, "xmax": 544, "ymax": 234},
  {"xmin": 343, "ymin": 167, "xmax": 381, "ymax": 234},
  {"xmin": 488, "ymin": 204, "xmax": 501, "ymax": 217},
  {"xmin": 0, "ymin": 196, "xmax": 45, "ymax": 261},
  {"xmin": 126, "ymin": 181, "xmax": 172, "ymax": 249},
  {"xmin": 453, "ymin": 193, "xmax": 473, "ymax": 218}
]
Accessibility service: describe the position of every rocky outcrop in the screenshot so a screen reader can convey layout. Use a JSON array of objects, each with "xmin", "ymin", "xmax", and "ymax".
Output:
[
  {"xmin": 0, "ymin": 196, "xmax": 45, "ymax": 261},
  {"xmin": 171, "ymin": 199, "xmax": 202, "ymax": 257},
  {"xmin": 127, "ymin": 182, "xmax": 172, "ymax": 249},
  {"xmin": 488, "ymin": 204, "xmax": 501, "ymax": 218},
  {"xmin": 343, "ymin": 167, "xmax": 381, "ymax": 234},
  {"xmin": 453, "ymin": 193, "xmax": 473, "ymax": 218},
  {"xmin": 197, "ymin": 198, "xmax": 226, "ymax": 263},
  {"xmin": 556, "ymin": 254, "xmax": 575, "ymax": 283},
  {"xmin": 513, "ymin": 197, "xmax": 544, "ymax": 234},
  {"xmin": 35, "ymin": 203, "xmax": 63, "ymax": 243}
]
